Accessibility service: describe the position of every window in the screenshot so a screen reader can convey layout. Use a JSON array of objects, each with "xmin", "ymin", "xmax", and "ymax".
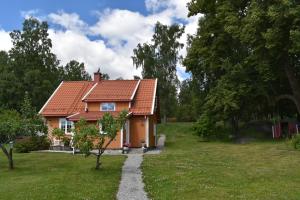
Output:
[
  {"xmin": 99, "ymin": 123, "xmax": 107, "ymax": 135},
  {"xmin": 59, "ymin": 118, "xmax": 74, "ymax": 134},
  {"xmin": 101, "ymin": 103, "xmax": 115, "ymax": 111}
]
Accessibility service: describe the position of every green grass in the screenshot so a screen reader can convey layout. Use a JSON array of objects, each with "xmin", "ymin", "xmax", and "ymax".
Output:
[
  {"xmin": 0, "ymin": 152, "xmax": 125, "ymax": 200},
  {"xmin": 143, "ymin": 122, "xmax": 300, "ymax": 200}
]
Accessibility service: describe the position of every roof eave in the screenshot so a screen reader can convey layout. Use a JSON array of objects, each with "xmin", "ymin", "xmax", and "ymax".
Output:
[{"xmin": 151, "ymin": 78, "xmax": 158, "ymax": 115}]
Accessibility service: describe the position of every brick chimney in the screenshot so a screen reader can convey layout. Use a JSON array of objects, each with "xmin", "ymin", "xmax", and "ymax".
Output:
[{"xmin": 94, "ymin": 72, "xmax": 102, "ymax": 82}]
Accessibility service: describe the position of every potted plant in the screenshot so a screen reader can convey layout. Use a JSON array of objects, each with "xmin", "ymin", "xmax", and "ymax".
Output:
[
  {"xmin": 140, "ymin": 139, "xmax": 147, "ymax": 153},
  {"xmin": 122, "ymin": 142, "xmax": 130, "ymax": 154},
  {"xmin": 140, "ymin": 139, "xmax": 146, "ymax": 147},
  {"xmin": 142, "ymin": 143, "xmax": 147, "ymax": 153}
]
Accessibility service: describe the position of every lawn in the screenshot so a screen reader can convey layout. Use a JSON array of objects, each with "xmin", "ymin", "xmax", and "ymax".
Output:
[
  {"xmin": 0, "ymin": 152, "xmax": 125, "ymax": 200},
  {"xmin": 143, "ymin": 123, "xmax": 300, "ymax": 200}
]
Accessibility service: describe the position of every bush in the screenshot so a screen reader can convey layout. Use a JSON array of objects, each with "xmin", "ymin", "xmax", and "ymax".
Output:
[
  {"xmin": 193, "ymin": 114, "xmax": 216, "ymax": 140},
  {"xmin": 15, "ymin": 136, "xmax": 50, "ymax": 153},
  {"xmin": 291, "ymin": 134, "xmax": 300, "ymax": 150}
]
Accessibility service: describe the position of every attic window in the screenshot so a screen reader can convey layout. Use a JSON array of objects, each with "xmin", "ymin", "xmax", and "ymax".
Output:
[{"xmin": 100, "ymin": 103, "xmax": 115, "ymax": 111}]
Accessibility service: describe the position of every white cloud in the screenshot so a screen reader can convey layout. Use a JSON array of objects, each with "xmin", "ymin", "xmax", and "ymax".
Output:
[
  {"xmin": 0, "ymin": 30, "xmax": 12, "ymax": 51},
  {"xmin": 48, "ymin": 11, "xmax": 89, "ymax": 34},
  {"xmin": 9, "ymin": 0, "xmax": 200, "ymax": 80},
  {"xmin": 48, "ymin": 29, "xmax": 141, "ymax": 79},
  {"xmin": 21, "ymin": 9, "xmax": 40, "ymax": 19}
]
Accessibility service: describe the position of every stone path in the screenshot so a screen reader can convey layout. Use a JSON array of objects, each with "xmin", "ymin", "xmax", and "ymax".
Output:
[
  {"xmin": 116, "ymin": 134, "xmax": 166, "ymax": 200},
  {"xmin": 116, "ymin": 154, "xmax": 149, "ymax": 200}
]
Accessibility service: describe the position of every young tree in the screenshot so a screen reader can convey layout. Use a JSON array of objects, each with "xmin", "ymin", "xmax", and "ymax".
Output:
[
  {"xmin": 132, "ymin": 22, "xmax": 184, "ymax": 122},
  {"xmin": 73, "ymin": 110, "xmax": 128, "ymax": 170},
  {"xmin": 0, "ymin": 110, "xmax": 22, "ymax": 170}
]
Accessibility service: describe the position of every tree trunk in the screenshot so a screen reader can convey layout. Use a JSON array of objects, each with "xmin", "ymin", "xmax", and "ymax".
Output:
[
  {"xmin": 9, "ymin": 147, "xmax": 13, "ymax": 169},
  {"xmin": 231, "ymin": 116, "xmax": 239, "ymax": 138},
  {"xmin": 0, "ymin": 143, "xmax": 14, "ymax": 170},
  {"xmin": 163, "ymin": 114, "xmax": 167, "ymax": 123},
  {"xmin": 284, "ymin": 64, "xmax": 300, "ymax": 114},
  {"xmin": 95, "ymin": 149, "xmax": 101, "ymax": 170}
]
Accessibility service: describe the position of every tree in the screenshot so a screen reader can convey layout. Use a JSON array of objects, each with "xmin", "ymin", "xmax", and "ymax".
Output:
[
  {"xmin": 133, "ymin": 75, "xmax": 141, "ymax": 80},
  {"xmin": 238, "ymin": 1, "xmax": 300, "ymax": 114},
  {"xmin": 0, "ymin": 110, "xmax": 22, "ymax": 169},
  {"xmin": 73, "ymin": 110, "xmax": 128, "ymax": 170},
  {"xmin": 0, "ymin": 51, "xmax": 21, "ymax": 109},
  {"xmin": 184, "ymin": 0, "xmax": 299, "ymax": 138},
  {"xmin": 62, "ymin": 60, "xmax": 91, "ymax": 81},
  {"xmin": 20, "ymin": 92, "xmax": 47, "ymax": 136},
  {"xmin": 101, "ymin": 73, "xmax": 110, "ymax": 80},
  {"xmin": 132, "ymin": 22, "xmax": 184, "ymax": 122},
  {"xmin": 176, "ymin": 79, "xmax": 203, "ymax": 122},
  {"xmin": 9, "ymin": 17, "xmax": 61, "ymax": 109}
]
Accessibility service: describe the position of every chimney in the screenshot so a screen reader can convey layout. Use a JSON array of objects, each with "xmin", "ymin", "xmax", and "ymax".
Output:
[{"xmin": 94, "ymin": 72, "xmax": 102, "ymax": 82}]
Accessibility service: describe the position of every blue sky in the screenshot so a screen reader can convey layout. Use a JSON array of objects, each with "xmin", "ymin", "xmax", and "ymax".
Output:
[{"xmin": 0, "ymin": 0, "xmax": 198, "ymax": 80}]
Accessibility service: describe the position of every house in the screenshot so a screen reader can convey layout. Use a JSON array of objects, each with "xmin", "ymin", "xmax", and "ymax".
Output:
[{"xmin": 39, "ymin": 72, "xmax": 159, "ymax": 149}]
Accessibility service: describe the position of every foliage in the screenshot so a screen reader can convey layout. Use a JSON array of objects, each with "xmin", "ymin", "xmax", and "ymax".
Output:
[
  {"xmin": 52, "ymin": 128, "xmax": 65, "ymax": 141},
  {"xmin": 14, "ymin": 136, "xmax": 50, "ymax": 153},
  {"xmin": 9, "ymin": 17, "xmax": 61, "ymax": 109},
  {"xmin": 62, "ymin": 60, "xmax": 91, "ymax": 81},
  {"xmin": 291, "ymin": 134, "xmax": 300, "ymax": 150},
  {"xmin": 184, "ymin": 0, "xmax": 300, "ymax": 137},
  {"xmin": 73, "ymin": 110, "xmax": 128, "ymax": 169},
  {"xmin": 0, "ymin": 93, "xmax": 47, "ymax": 169},
  {"xmin": 176, "ymin": 79, "xmax": 203, "ymax": 122},
  {"xmin": 0, "ymin": 18, "xmax": 91, "ymax": 111},
  {"xmin": 0, "ymin": 110, "xmax": 22, "ymax": 144},
  {"xmin": 132, "ymin": 22, "xmax": 184, "ymax": 120},
  {"xmin": 20, "ymin": 92, "xmax": 47, "ymax": 136},
  {"xmin": 193, "ymin": 113, "xmax": 216, "ymax": 140}
]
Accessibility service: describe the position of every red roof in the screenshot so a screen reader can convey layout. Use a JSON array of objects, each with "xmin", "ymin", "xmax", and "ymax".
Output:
[
  {"xmin": 67, "ymin": 111, "xmax": 124, "ymax": 121},
  {"xmin": 39, "ymin": 81, "xmax": 94, "ymax": 116},
  {"xmin": 130, "ymin": 79, "xmax": 157, "ymax": 115},
  {"xmin": 39, "ymin": 78, "xmax": 158, "ymax": 117},
  {"xmin": 83, "ymin": 80, "xmax": 139, "ymax": 102}
]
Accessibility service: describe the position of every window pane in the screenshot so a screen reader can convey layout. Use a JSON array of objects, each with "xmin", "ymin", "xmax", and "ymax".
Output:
[
  {"xmin": 66, "ymin": 121, "xmax": 73, "ymax": 133},
  {"xmin": 60, "ymin": 120, "xmax": 66, "ymax": 131},
  {"xmin": 101, "ymin": 103, "xmax": 115, "ymax": 111}
]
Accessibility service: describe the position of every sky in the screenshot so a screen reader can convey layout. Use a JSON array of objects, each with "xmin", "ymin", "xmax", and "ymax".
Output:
[{"xmin": 0, "ymin": 0, "xmax": 200, "ymax": 80}]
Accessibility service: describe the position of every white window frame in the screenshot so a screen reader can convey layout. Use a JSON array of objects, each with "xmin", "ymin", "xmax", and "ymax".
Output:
[
  {"xmin": 100, "ymin": 103, "xmax": 116, "ymax": 111},
  {"xmin": 59, "ymin": 118, "xmax": 74, "ymax": 135},
  {"xmin": 99, "ymin": 123, "xmax": 107, "ymax": 135}
]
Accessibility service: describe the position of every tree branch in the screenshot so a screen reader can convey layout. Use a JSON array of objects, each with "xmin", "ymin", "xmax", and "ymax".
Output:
[{"xmin": 0, "ymin": 143, "xmax": 9, "ymax": 158}]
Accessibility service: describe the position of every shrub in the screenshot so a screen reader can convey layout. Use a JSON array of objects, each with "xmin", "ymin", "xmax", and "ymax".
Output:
[
  {"xmin": 193, "ymin": 114, "xmax": 216, "ymax": 140},
  {"xmin": 291, "ymin": 134, "xmax": 300, "ymax": 150},
  {"xmin": 15, "ymin": 136, "xmax": 50, "ymax": 153}
]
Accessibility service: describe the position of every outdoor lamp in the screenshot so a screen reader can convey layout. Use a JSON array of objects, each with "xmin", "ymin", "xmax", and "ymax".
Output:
[{"xmin": 9, "ymin": 141, "xmax": 14, "ymax": 149}]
